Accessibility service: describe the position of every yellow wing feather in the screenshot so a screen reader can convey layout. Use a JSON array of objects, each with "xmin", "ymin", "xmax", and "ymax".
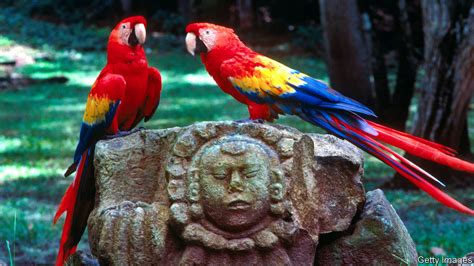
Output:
[
  {"xmin": 82, "ymin": 96, "xmax": 115, "ymax": 125},
  {"xmin": 229, "ymin": 56, "xmax": 308, "ymax": 97}
]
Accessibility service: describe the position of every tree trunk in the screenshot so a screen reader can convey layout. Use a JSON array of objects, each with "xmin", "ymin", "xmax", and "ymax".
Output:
[
  {"xmin": 362, "ymin": 0, "xmax": 421, "ymax": 130},
  {"xmin": 319, "ymin": 0, "xmax": 374, "ymax": 106},
  {"xmin": 371, "ymin": 35, "xmax": 391, "ymax": 118},
  {"xmin": 385, "ymin": 0, "xmax": 420, "ymax": 131},
  {"xmin": 387, "ymin": 0, "xmax": 474, "ymax": 188},
  {"xmin": 388, "ymin": 46, "xmax": 417, "ymax": 130},
  {"xmin": 414, "ymin": 0, "xmax": 473, "ymax": 154},
  {"xmin": 236, "ymin": 0, "xmax": 254, "ymax": 29}
]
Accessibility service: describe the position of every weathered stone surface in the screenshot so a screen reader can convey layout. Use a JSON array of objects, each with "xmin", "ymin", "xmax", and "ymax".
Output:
[
  {"xmin": 84, "ymin": 121, "xmax": 411, "ymax": 265},
  {"xmin": 288, "ymin": 134, "xmax": 365, "ymax": 241},
  {"xmin": 315, "ymin": 189, "xmax": 418, "ymax": 266}
]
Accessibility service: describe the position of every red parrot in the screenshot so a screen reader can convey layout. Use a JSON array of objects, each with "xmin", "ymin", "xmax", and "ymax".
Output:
[
  {"xmin": 54, "ymin": 16, "xmax": 162, "ymax": 265},
  {"xmin": 185, "ymin": 22, "xmax": 474, "ymax": 215}
]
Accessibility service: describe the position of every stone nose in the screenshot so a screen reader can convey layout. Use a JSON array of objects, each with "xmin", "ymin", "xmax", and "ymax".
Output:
[{"xmin": 228, "ymin": 170, "xmax": 245, "ymax": 193}]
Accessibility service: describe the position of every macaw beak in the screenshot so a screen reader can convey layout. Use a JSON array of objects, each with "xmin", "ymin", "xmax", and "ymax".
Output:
[
  {"xmin": 186, "ymin": 33, "xmax": 197, "ymax": 56},
  {"xmin": 185, "ymin": 32, "xmax": 208, "ymax": 56},
  {"xmin": 129, "ymin": 23, "xmax": 146, "ymax": 46}
]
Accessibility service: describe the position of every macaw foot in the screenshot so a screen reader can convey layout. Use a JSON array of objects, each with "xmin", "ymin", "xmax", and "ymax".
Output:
[
  {"xmin": 233, "ymin": 118, "xmax": 265, "ymax": 124},
  {"xmin": 105, "ymin": 127, "xmax": 146, "ymax": 139}
]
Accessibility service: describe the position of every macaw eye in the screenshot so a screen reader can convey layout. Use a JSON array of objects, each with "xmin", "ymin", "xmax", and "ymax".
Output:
[
  {"xmin": 205, "ymin": 30, "xmax": 210, "ymax": 35},
  {"xmin": 121, "ymin": 24, "xmax": 127, "ymax": 29}
]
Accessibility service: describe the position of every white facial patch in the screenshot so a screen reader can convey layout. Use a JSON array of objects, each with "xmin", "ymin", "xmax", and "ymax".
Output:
[
  {"xmin": 198, "ymin": 28, "xmax": 217, "ymax": 51},
  {"xmin": 119, "ymin": 22, "xmax": 132, "ymax": 45}
]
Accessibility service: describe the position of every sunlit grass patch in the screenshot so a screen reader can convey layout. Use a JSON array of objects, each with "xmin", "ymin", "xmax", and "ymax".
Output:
[
  {"xmin": 17, "ymin": 51, "xmax": 105, "ymax": 85},
  {"xmin": 0, "ymin": 136, "xmax": 22, "ymax": 153},
  {"xmin": 0, "ymin": 35, "xmax": 14, "ymax": 46},
  {"xmin": 0, "ymin": 164, "xmax": 63, "ymax": 181},
  {"xmin": 181, "ymin": 71, "xmax": 216, "ymax": 86}
]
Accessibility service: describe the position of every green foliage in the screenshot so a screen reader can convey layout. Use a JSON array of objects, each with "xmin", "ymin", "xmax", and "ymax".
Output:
[
  {"xmin": 0, "ymin": 0, "xmax": 105, "ymax": 24},
  {"xmin": 0, "ymin": 7, "xmax": 108, "ymax": 51},
  {"xmin": 291, "ymin": 25, "xmax": 323, "ymax": 54},
  {"xmin": 151, "ymin": 10, "xmax": 188, "ymax": 35}
]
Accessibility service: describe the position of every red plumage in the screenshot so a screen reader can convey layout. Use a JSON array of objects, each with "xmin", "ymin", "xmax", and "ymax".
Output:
[
  {"xmin": 54, "ymin": 150, "xmax": 87, "ymax": 264},
  {"xmin": 186, "ymin": 23, "xmax": 278, "ymax": 121},
  {"xmin": 54, "ymin": 16, "xmax": 162, "ymax": 265},
  {"xmin": 367, "ymin": 121, "xmax": 474, "ymax": 172}
]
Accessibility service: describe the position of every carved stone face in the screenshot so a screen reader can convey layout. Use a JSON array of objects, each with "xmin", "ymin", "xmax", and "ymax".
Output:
[{"xmin": 199, "ymin": 140, "xmax": 271, "ymax": 232}]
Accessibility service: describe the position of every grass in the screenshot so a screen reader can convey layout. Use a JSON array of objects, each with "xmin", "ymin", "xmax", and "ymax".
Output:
[
  {"xmin": 0, "ymin": 10, "xmax": 473, "ymax": 264},
  {"xmin": 387, "ymin": 189, "xmax": 474, "ymax": 258}
]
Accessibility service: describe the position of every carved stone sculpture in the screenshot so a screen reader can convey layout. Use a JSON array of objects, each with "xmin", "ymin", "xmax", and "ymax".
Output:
[
  {"xmin": 79, "ymin": 121, "xmax": 417, "ymax": 265},
  {"xmin": 168, "ymin": 135, "xmax": 316, "ymax": 264}
]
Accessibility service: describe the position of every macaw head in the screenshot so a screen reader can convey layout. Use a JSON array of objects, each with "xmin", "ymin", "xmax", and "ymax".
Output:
[
  {"xmin": 107, "ymin": 16, "xmax": 148, "ymax": 62},
  {"xmin": 185, "ymin": 23, "xmax": 241, "ymax": 56},
  {"xmin": 108, "ymin": 16, "xmax": 147, "ymax": 57}
]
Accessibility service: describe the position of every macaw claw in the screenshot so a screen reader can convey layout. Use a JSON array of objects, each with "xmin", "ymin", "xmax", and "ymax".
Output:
[
  {"xmin": 233, "ymin": 118, "xmax": 265, "ymax": 124},
  {"xmin": 105, "ymin": 127, "xmax": 145, "ymax": 139}
]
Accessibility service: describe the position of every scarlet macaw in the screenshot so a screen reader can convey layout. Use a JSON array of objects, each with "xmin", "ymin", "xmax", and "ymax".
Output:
[
  {"xmin": 185, "ymin": 22, "xmax": 474, "ymax": 215},
  {"xmin": 54, "ymin": 16, "xmax": 162, "ymax": 265}
]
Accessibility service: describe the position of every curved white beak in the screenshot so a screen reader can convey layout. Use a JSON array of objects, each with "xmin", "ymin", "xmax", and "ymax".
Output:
[
  {"xmin": 135, "ymin": 23, "xmax": 146, "ymax": 45},
  {"xmin": 186, "ymin": 32, "xmax": 196, "ymax": 56}
]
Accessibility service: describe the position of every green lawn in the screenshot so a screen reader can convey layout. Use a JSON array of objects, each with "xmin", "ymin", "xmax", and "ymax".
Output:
[{"xmin": 0, "ymin": 11, "xmax": 473, "ymax": 265}]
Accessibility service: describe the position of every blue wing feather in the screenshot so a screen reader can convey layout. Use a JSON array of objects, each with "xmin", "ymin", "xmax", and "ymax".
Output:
[
  {"xmin": 73, "ymin": 101, "xmax": 120, "ymax": 163},
  {"xmin": 285, "ymin": 75, "xmax": 376, "ymax": 117}
]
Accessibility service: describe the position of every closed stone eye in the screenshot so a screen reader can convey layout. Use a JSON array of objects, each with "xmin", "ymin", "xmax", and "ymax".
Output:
[
  {"xmin": 243, "ymin": 169, "xmax": 259, "ymax": 178},
  {"xmin": 213, "ymin": 171, "xmax": 228, "ymax": 180}
]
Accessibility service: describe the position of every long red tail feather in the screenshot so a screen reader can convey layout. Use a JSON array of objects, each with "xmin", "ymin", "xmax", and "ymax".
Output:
[
  {"xmin": 54, "ymin": 150, "xmax": 87, "ymax": 266},
  {"xmin": 329, "ymin": 116, "xmax": 474, "ymax": 216},
  {"xmin": 368, "ymin": 121, "xmax": 474, "ymax": 173}
]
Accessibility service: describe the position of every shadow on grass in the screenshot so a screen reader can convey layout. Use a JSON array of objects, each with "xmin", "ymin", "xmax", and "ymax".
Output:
[{"xmin": 0, "ymin": 175, "xmax": 67, "ymax": 202}]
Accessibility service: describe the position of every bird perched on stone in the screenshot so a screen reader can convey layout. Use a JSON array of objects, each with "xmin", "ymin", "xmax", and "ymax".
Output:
[
  {"xmin": 185, "ymin": 22, "xmax": 474, "ymax": 215},
  {"xmin": 54, "ymin": 16, "xmax": 162, "ymax": 265}
]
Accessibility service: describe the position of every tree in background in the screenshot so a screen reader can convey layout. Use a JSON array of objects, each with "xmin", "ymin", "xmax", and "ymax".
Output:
[
  {"xmin": 320, "ymin": 0, "xmax": 424, "ymax": 130},
  {"xmin": 362, "ymin": 0, "xmax": 423, "ymax": 131},
  {"xmin": 319, "ymin": 0, "xmax": 374, "ymax": 107},
  {"xmin": 404, "ymin": 0, "xmax": 474, "ymax": 186},
  {"xmin": 320, "ymin": 0, "xmax": 473, "ymax": 187}
]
